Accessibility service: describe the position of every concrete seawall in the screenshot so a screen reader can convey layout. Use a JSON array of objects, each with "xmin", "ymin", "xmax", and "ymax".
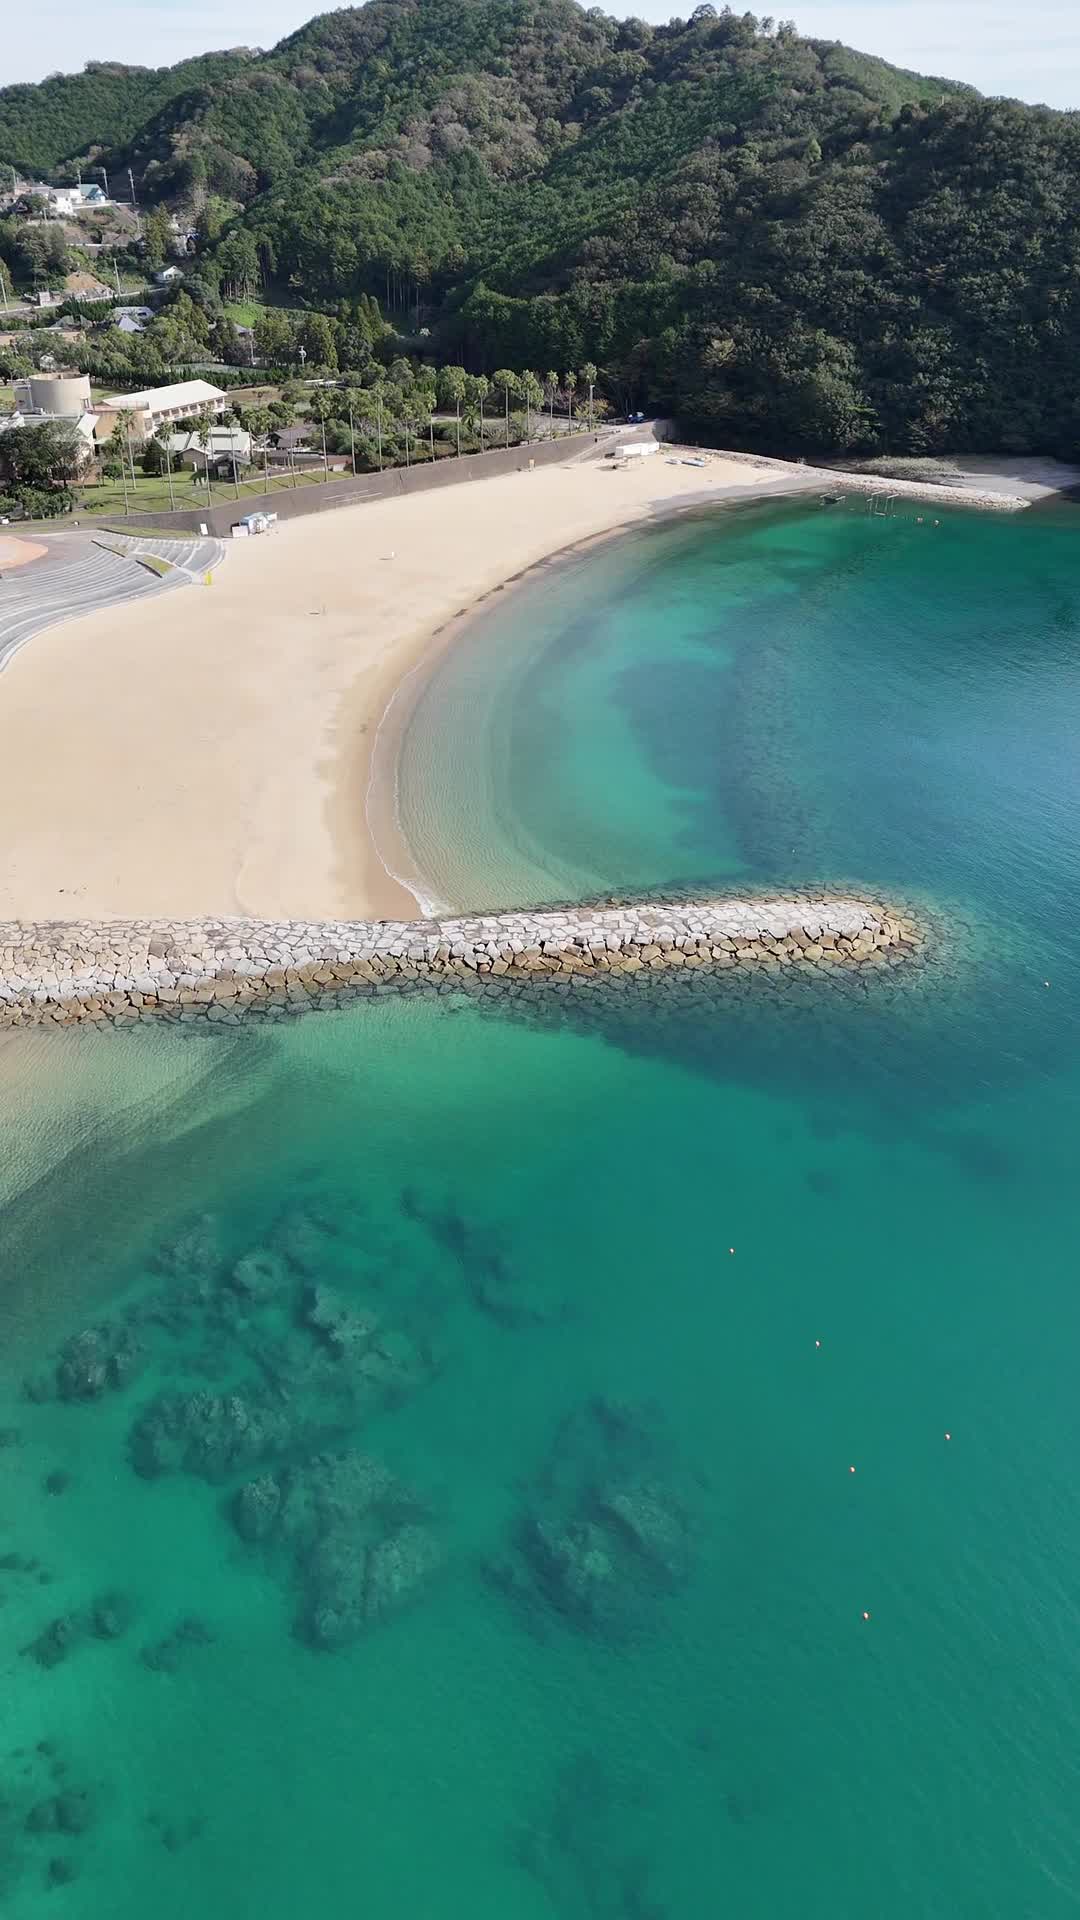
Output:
[{"xmin": 0, "ymin": 896, "xmax": 920, "ymax": 1028}]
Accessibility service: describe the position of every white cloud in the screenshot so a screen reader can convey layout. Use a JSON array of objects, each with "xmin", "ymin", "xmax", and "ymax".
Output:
[{"xmin": 4, "ymin": 1, "xmax": 1078, "ymax": 109}]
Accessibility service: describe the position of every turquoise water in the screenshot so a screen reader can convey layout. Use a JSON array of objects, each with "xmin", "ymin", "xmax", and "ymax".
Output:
[{"xmin": 4, "ymin": 497, "xmax": 1080, "ymax": 1916}]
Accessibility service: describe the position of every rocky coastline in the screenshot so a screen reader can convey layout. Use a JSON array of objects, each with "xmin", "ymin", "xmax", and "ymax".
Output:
[{"xmin": 0, "ymin": 895, "xmax": 920, "ymax": 1028}]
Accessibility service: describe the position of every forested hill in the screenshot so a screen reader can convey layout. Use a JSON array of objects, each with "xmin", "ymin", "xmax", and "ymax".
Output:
[{"xmin": 4, "ymin": 0, "xmax": 1080, "ymax": 458}]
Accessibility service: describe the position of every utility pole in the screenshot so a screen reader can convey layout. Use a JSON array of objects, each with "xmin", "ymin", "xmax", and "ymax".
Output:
[
  {"xmin": 99, "ymin": 165, "xmax": 110, "ymax": 199},
  {"xmin": 0, "ymin": 263, "xmax": 8, "ymax": 313}
]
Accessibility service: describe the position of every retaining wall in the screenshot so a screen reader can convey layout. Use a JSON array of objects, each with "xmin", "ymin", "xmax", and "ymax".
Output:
[
  {"xmin": 0, "ymin": 896, "xmax": 920, "ymax": 1028},
  {"xmin": 58, "ymin": 430, "xmax": 606, "ymax": 539}
]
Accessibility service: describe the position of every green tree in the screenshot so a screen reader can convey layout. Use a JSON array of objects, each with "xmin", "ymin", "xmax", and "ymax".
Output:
[
  {"xmin": 544, "ymin": 371, "xmax": 559, "ymax": 433},
  {"xmin": 0, "ymin": 419, "xmax": 82, "ymax": 501},
  {"xmin": 142, "ymin": 209, "xmax": 172, "ymax": 272},
  {"xmin": 217, "ymin": 228, "xmax": 260, "ymax": 301},
  {"xmin": 299, "ymin": 312, "xmax": 338, "ymax": 373},
  {"xmin": 254, "ymin": 307, "xmax": 294, "ymax": 366}
]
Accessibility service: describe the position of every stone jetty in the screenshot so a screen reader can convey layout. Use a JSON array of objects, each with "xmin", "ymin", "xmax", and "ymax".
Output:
[{"xmin": 0, "ymin": 896, "xmax": 920, "ymax": 1028}]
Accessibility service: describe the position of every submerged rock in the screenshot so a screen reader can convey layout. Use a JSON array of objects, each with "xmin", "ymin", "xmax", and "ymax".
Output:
[
  {"xmin": 54, "ymin": 1326, "xmax": 144, "ymax": 1402},
  {"xmin": 141, "ymin": 1615, "xmax": 215, "ymax": 1674},
  {"xmin": 302, "ymin": 1520, "xmax": 441, "ymax": 1650},
  {"xmin": 153, "ymin": 1214, "xmax": 224, "ymax": 1285},
  {"xmin": 594, "ymin": 1481, "xmax": 689, "ymax": 1585},
  {"xmin": 26, "ymin": 1789, "xmax": 95, "ymax": 1836},
  {"xmin": 232, "ymin": 1473, "xmax": 282, "ymax": 1545},
  {"xmin": 499, "ymin": 1398, "xmax": 692, "ymax": 1638},
  {"xmin": 232, "ymin": 1448, "xmax": 439, "ymax": 1652},
  {"xmin": 363, "ymin": 1523, "xmax": 442, "ymax": 1624},
  {"xmin": 129, "ymin": 1386, "xmax": 294, "ymax": 1481},
  {"xmin": 88, "ymin": 1591, "xmax": 135, "ymax": 1641},
  {"xmin": 23, "ymin": 1617, "xmax": 80, "ymax": 1670},
  {"xmin": 302, "ymin": 1283, "xmax": 380, "ymax": 1356},
  {"xmin": 228, "ymin": 1248, "xmax": 289, "ymax": 1303},
  {"xmin": 402, "ymin": 1189, "xmax": 565, "ymax": 1327}
]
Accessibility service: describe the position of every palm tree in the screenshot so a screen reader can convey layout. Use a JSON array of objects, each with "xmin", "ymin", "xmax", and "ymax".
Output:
[
  {"xmin": 308, "ymin": 389, "xmax": 336, "ymax": 481},
  {"xmin": 521, "ymin": 371, "xmax": 544, "ymax": 443},
  {"xmin": 412, "ymin": 377, "xmax": 437, "ymax": 462},
  {"xmin": 241, "ymin": 405, "xmax": 273, "ymax": 494},
  {"xmin": 437, "ymin": 365, "xmax": 467, "ymax": 457},
  {"xmin": 364, "ymin": 385, "xmax": 387, "ymax": 471},
  {"xmin": 344, "ymin": 387, "xmax": 361, "ymax": 476},
  {"xmin": 155, "ymin": 432, "xmax": 177, "ymax": 511},
  {"xmin": 113, "ymin": 406, "xmax": 140, "ymax": 512},
  {"xmin": 473, "ymin": 373, "xmax": 490, "ymax": 448},
  {"xmin": 564, "ymin": 371, "xmax": 577, "ymax": 432},
  {"xmin": 492, "ymin": 369, "xmax": 518, "ymax": 448},
  {"xmin": 582, "ymin": 361, "xmax": 598, "ymax": 432},
  {"xmin": 190, "ymin": 407, "xmax": 217, "ymax": 497},
  {"xmin": 544, "ymin": 370, "xmax": 559, "ymax": 435}
]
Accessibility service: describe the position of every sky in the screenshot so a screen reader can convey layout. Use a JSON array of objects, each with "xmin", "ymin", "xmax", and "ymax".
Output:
[{"xmin": 5, "ymin": 0, "xmax": 1080, "ymax": 110}]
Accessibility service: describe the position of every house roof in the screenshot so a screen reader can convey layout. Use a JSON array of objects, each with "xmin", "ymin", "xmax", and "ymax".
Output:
[
  {"xmin": 99, "ymin": 380, "xmax": 226, "ymax": 413},
  {"xmin": 165, "ymin": 426, "xmax": 251, "ymax": 456}
]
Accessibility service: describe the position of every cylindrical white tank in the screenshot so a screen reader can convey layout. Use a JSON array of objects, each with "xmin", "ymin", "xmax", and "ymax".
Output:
[{"xmin": 26, "ymin": 373, "xmax": 92, "ymax": 417}]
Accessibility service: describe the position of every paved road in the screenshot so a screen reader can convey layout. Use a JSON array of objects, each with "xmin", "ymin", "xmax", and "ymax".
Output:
[{"xmin": 0, "ymin": 533, "xmax": 225, "ymax": 675}]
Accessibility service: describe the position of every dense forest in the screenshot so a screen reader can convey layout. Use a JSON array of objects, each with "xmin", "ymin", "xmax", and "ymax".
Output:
[{"xmin": 3, "ymin": 0, "xmax": 1080, "ymax": 457}]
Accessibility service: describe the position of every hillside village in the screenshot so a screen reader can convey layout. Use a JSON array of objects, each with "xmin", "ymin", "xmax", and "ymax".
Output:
[{"xmin": 0, "ymin": 161, "xmax": 605, "ymax": 520}]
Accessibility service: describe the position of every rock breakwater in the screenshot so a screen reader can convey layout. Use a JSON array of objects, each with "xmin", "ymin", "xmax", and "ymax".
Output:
[{"xmin": 0, "ymin": 896, "xmax": 920, "ymax": 1028}]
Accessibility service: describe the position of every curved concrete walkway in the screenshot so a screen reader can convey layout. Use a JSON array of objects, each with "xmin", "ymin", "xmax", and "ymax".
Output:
[{"xmin": 0, "ymin": 532, "xmax": 225, "ymax": 675}]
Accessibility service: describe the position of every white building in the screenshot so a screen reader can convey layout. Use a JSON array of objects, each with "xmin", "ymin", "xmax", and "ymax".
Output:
[
  {"xmin": 95, "ymin": 380, "xmax": 227, "ymax": 445},
  {"xmin": 153, "ymin": 265, "xmax": 184, "ymax": 286},
  {"xmin": 45, "ymin": 183, "xmax": 110, "ymax": 216}
]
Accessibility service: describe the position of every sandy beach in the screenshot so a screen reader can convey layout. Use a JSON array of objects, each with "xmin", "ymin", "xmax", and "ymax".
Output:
[{"xmin": 0, "ymin": 451, "xmax": 801, "ymax": 924}]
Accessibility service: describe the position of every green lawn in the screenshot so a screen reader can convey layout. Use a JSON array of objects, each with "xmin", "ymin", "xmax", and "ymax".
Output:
[
  {"xmin": 76, "ymin": 464, "xmax": 357, "ymax": 517},
  {"xmin": 223, "ymin": 300, "xmax": 262, "ymax": 328}
]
